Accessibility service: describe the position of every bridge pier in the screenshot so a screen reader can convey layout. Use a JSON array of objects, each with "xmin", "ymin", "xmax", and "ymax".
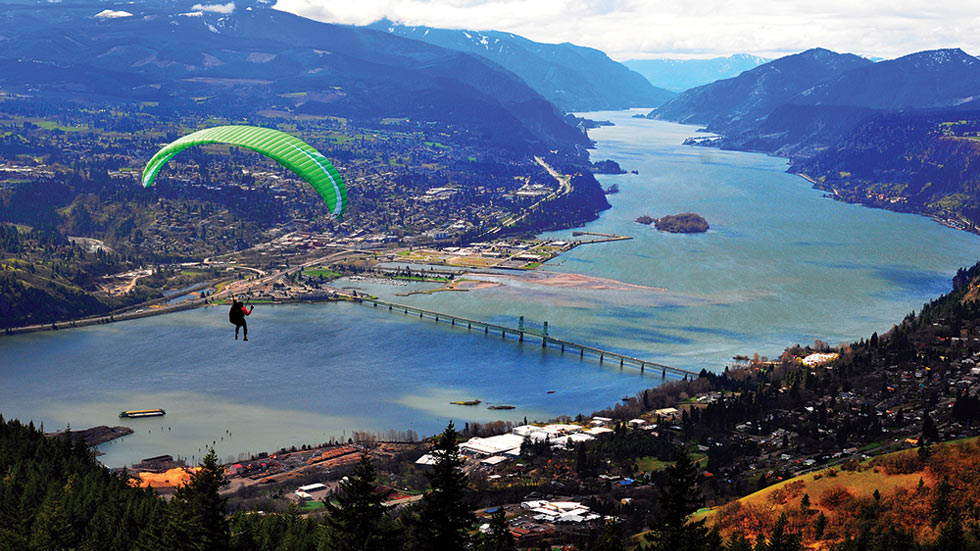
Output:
[
  {"xmin": 640, "ymin": 362, "xmax": 645, "ymax": 373},
  {"xmin": 373, "ymin": 302, "xmax": 377, "ymax": 308},
  {"xmin": 519, "ymin": 332, "xmax": 523, "ymax": 343},
  {"xmin": 662, "ymin": 368, "xmax": 666, "ymax": 378},
  {"xmin": 599, "ymin": 353, "xmax": 604, "ymax": 364},
  {"xmin": 542, "ymin": 337, "xmax": 547, "ymax": 348},
  {"xmin": 561, "ymin": 343, "xmax": 564, "ymax": 352},
  {"xmin": 485, "ymin": 326, "xmax": 488, "ymax": 334},
  {"xmin": 451, "ymin": 319, "xmax": 455, "ymax": 326},
  {"xmin": 467, "ymin": 322, "xmax": 471, "ymax": 330},
  {"xmin": 580, "ymin": 348, "xmax": 584, "ymax": 358},
  {"xmin": 389, "ymin": 305, "xmax": 392, "ymax": 311},
  {"xmin": 620, "ymin": 358, "xmax": 624, "ymax": 367}
]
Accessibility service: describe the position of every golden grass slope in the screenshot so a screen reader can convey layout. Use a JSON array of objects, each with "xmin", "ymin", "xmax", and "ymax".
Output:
[{"xmin": 704, "ymin": 437, "xmax": 980, "ymax": 549}]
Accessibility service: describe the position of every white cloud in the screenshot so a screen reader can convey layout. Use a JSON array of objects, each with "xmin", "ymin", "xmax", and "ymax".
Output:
[
  {"xmin": 271, "ymin": 0, "xmax": 980, "ymax": 60},
  {"xmin": 192, "ymin": 2, "xmax": 236, "ymax": 14}
]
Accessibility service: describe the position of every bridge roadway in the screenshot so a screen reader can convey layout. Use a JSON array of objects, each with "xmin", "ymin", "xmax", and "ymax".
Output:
[{"xmin": 356, "ymin": 296, "xmax": 700, "ymax": 380}]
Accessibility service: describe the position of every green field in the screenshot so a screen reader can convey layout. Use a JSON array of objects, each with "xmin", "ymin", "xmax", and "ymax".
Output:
[
  {"xmin": 302, "ymin": 268, "xmax": 339, "ymax": 279},
  {"xmin": 635, "ymin": 456, "xmax": 675, "ymax": 473},
  {"xmin": 34, "ymin": 120, "xmax": 88, "ymax": 132}
]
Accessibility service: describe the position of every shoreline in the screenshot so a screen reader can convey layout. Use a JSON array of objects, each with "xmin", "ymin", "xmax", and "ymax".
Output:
[
  {"xmin": 794, "ymin": 172, "xmax": 978, "ymax": 236},
  {"xmin": 1, "ymin": 294, "xmax": 357, "ymax": 337}
]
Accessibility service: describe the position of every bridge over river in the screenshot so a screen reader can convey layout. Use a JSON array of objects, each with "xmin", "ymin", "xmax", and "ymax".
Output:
[{"xmin": 356, "ymin": 296, "xmax": 700, "ymax": 380}]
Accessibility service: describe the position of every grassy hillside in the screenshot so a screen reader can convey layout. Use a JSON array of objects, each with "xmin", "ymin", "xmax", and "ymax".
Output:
[{"xmin": 705, "ymin": 437, "xmax": 980, "ymax": 549}]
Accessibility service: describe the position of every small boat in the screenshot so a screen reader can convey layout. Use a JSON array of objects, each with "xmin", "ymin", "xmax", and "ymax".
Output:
[
  {"xmin": 487, "ymin": 405, "xmax": 515, "ymax": 410},
  {"xmin": 120, "ymin": 408, "xmax": 166, "ymax": 418},
  {"xmin": 546, "ymin": 390, "xmax": 556, "ymax": 394},
  {"xmin": 449, "ymin": 400, "xmax": 481, "ymax": 406}
]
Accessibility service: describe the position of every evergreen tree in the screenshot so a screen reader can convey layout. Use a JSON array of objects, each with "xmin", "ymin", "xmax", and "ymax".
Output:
[
  {"xmin": 475, "ymin": 508, "xmax": 516, "ymax": 551},
  {"xmin": 754, "ymin": 513, "xmax": 801, "ymax": 551},
  {"xmin": 930, "ymin": 477, "xmax": 953, "ymax": 528},
  {"xmin": 921, "ymin": 412, "xmax": 939, "ymax": 442},
  {"xmin": 725, "ymin": 534, "xmax": 753, "ymax": 551},
  {"xmin": 406, "ymin": 422, "xmax": 475, "ymax": 551},
  {"xmin": 642, "ymin": 448, "xmax": 717, "ymax": 551},
  {"xmin": 594, "ymin": 520, "xmax": 628, "ymax": 551},
  {"xmin": 161, "ymin": 498, "xmax": 207, "ymax": 551},
  {"xmin": 800, "ymin": 493, "xmax": 811, "ymax": 513},
  {"xmin": 167, "ymin": 448, "xmax": 229, "ymax": 551},
  {"xmin": 319, "ymin": 454, "xmax": 398, "ymax": 551},
  {"xmin": 933, "ymin": 514, "xmax": 966, "ymax": 551},
  {"xmin": 29, "ymin": 477, "xmax": 75, "ymax": 551},
  {"xmin": 813, "ymin": 513, "xmax": 827, "ymax": 541}
]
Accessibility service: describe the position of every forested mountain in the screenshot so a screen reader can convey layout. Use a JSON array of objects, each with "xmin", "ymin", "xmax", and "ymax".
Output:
[
  {"xmin": 0, "ymin": 0, "xmax": 587, "ymax": 152},
  {"xmin": 789, "ymin": 109, "xmax": 980, "ymax": 227},
  {"xmin": 650, "ymin": 48, "xmax": 872, "ymax": 131},
  {"xmin": 623, "ymin": 54, "xmax": 769, "ymax": 92},
  {"xmin": 653, "ymin": 47, "xmax": 980, "ymax": 229},
  {"xmin": 0, "ymin": 416, "xmax": 169, "ymax": 549},
  {"xmin": 370, "ymin": 20, "xmax": 675, "ymax": 111}
]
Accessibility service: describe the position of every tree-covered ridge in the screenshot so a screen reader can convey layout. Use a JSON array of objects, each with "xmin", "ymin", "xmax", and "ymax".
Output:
[
  {"xmin": 791, "ymin": 110, "xmax": 980, "ymax": 229},
  {"xmin": 0, "ymin": 417, "xmax": 517, "ymax": 551},
  {"xmin": 0, "ymin": 415, "xmax": 166, "ymax": 550}
]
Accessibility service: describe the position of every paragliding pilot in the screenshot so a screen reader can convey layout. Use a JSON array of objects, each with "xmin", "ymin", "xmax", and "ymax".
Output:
[{"xmin": 229, "ymin": 298, "xmax": 253, "ymax": 341}]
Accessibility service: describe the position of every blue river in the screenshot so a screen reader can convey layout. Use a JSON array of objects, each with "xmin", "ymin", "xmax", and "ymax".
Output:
[{"xmin": 2, "ymin": 109, "xmax": 979, "ymax": 467}]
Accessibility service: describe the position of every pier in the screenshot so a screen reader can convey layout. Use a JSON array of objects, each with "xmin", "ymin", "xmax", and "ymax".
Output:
[
  {"xmin": 356, "ymin": 296, "xmax": 700, "ymax": 380},
  {"xmin": 571, "ymin": 231, "xmax": 633, "ymax": 244}
]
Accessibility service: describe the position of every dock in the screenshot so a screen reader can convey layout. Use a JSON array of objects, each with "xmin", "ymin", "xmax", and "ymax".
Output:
[
  {"xmin": 571, "ymin": 231, "xmax": 633, "ymax": 244},
  {"xmin": 356, "ymin": 296, "xmax": 699, "ymax": 380}
]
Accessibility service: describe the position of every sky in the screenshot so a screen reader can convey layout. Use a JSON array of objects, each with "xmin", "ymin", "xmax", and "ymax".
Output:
[{"xmin": 271, "ymin": 0, "xmax": 980, "ymax": 61}]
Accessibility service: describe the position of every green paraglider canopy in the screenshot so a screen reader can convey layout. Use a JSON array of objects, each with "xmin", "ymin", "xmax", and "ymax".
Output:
[{"xmin": 142, "ymin": 125, "xmax": 347, "ymax": 218}]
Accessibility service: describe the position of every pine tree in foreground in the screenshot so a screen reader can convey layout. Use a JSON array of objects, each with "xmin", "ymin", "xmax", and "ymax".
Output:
[
  {"xmin": 475, "ymin": 507, "xmax": 516, "ymax": 551},
  {"xmin": 320, "ymin": 454, "xmax": 398, "ymax": 551},
  {"xmin": 405, "ymin": 421, "xmax": 476, "ymax": 551},
  {"xmin": 165, "ymin": 448, "xmax": 229, "ymax": 551},
  {"xmin": 641, "ymin": 448, "xmax": 721, "ymax": 551}
]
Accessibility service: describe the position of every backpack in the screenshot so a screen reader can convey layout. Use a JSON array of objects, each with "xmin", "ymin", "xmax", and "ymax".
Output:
[{"xmin": 229, "ymin": 302, "xmax": 243, "ymax": 323}]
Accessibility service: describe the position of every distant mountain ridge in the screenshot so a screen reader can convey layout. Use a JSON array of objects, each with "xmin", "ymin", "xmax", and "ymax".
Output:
[
  {"xmin": 623, "ymin": 54, "xmax": 769, "ymax": 92},
  {"xmin": 651, "ymin": 48, "xmax": 873, "ymax": 132},
  {"xmin": 797, "ymin": 48, "xmax": 980, "ymax": 109},
  {"xmin": 0, "ymin": 0, "xmax": 588, "ymax": 152},
  {"xmin": 651, "ymin": 46, "xmax": 980, "ymax": 231},
  {"xmin": 370, "ymin": 20, "xmax": 676, "ymax": 111}
]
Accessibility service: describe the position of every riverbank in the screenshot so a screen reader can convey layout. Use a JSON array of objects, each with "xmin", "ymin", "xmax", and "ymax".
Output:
[
  {"xmin": 793, "ymin": 172, "xmax": 977, "ymax": 235},
  {"xmin": 1, "ymin": 293, "xmax": 359, "ymax": 337},
  {"xmin": 1, "ymin": 229, "xmax": 634, "ymax": 337}
]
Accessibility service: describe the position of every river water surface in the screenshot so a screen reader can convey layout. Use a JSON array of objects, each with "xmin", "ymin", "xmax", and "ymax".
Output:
[{"xmin": 3, "ymin": 109, "xmax": 979, "ymax": 467}]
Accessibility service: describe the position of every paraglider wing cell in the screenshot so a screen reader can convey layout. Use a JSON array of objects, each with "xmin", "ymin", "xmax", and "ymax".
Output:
[{"xmin": 141, "ymin": 125, "xmax": 346, "ymax": 218}]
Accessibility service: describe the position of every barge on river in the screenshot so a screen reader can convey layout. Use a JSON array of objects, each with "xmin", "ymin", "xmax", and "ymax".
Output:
[{"xmin": 120, "ymin": 408, "xmax": 166, "ymax": 418}]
